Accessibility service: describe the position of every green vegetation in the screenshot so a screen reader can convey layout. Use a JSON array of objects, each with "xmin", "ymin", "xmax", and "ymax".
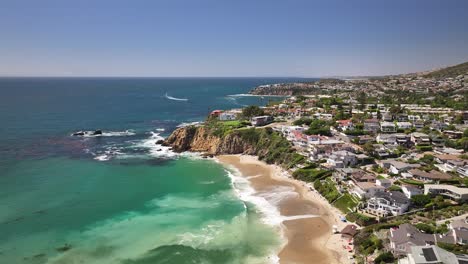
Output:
[
  {"xmin": 231, "ymin": 127, "xmax": 306, "ymax": 169},
  {"xmin": 314, "ymin": 178, "xmax": 340, "ymax": 203},
  {"xmin": 415, "ymin": 223, "xmax": 436, "ymax": 234},
  {"xmin": 206, "ymin": 119, "xmax": 249, "ymax": 137},
  {"xmin": 241, "ymin": 105, "xmax": 264, "ymax": 119},
  {"xmin": 333, "ymin": 193, "xmax": 358, "ymax": 213},
  {"xmin": 354, "ymin": 231, "xmax": 383, "ymax": 256},
  {"xmin": 411, "ymin": 194, "xmax": 431, "ymax": 207},
  {"xmin": 399, "ymin": 179, "xmax": 424, "ymax": 186},
  {"xmin": 437, "ymin": 242, "xmax": 468, "ymax": 255},
  {"xmin": 305, "ymin": 119, "xmax": 332, "ymax": 136},
  {"xmin": 292, "ymin": 167, "xmax": 330, "ymax": 182},
  {"xmin": 424, "ymin": 61, "xmax": 468, "ymax": 78},
  {"xmin": 374, "ymin": 252, "xmax": 395, "ymax": 264},
  {"xmin": 346, "ymin": 212, "xmax": 377, "ymax": 226}
]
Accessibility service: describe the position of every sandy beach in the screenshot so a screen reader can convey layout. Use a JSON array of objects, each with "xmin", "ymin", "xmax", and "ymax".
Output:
[{"xmin": 217, "ymin": 154, "xmax": 354, "ymax": 264}]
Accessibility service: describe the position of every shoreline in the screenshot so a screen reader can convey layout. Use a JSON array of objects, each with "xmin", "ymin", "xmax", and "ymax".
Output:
[{"xmin": 217, "ymin": 154, "xmax": 353, "ymax": 264}]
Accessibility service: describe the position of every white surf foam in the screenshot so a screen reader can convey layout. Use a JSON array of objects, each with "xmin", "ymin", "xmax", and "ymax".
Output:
[
  {"xmin": 135, "ymin": 131, "xmax": 178, "ymax": 159},
  {"xmin": 73, "ymin": 130, "xmax": 136, "ymax": 137},
  {"xmin": 165, "ymin": 93, "xmax": 188, "ymax": 101},
  {"xmin": 176, "ymin": 121, "xmax": 203, "ymax": 128}
]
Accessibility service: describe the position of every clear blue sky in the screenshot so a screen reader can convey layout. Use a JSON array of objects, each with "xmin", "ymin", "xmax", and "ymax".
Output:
[{"xmin": 1, "ymin": 0, "xmax": 467, "ymax": 77}]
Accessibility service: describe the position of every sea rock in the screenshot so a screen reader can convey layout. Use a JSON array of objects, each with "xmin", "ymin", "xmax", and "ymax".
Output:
[
  {"xmin": 72, "ymin": 131, "xmax": 85, "ymax": 136},
  {"xmin": 155, "ymin": 139, "xmax": 164, "ymax": 145},
  {"xmin": 92, "ymin": 130, "xmax": 102, "ymax": 135}
]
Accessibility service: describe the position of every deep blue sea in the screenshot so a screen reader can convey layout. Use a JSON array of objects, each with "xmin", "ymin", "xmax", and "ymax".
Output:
[{"xmin": 0, "ymin": 77, "xmax": 315, "ymax": 264}]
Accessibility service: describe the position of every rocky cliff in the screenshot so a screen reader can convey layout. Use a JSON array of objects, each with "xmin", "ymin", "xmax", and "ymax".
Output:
[{"xmin": 162, "ymin": 126, "xmax": 256, "ymax": 155}]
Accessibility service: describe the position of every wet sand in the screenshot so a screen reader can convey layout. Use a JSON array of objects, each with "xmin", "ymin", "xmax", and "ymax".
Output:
[{"xmin": 217, "ymin": 155, "xmax": 351, "ymax": 264}]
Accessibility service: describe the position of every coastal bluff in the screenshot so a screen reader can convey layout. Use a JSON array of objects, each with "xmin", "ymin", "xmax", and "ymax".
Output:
[
  {"xmin": 162, "ymin": 125, "xmax": 305, "ymax": 169},
  {"xmin": 162, "ymin": 126, "xmax": 256, "ymax": 155}
]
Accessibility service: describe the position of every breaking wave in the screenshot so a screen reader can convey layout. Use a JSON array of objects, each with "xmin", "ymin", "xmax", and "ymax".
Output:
[{"xmin": 165, "ymin": 93, "xmax": 188, "ymax": 101}]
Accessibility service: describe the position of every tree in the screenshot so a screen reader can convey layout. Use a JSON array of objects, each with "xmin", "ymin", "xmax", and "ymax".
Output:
[
  {"xmin": 411, "ymin": 194, "xmax": 431, "ymax": 207},
  {"xmin": 241, "ymin": 105, "xmax": 264, "ymax": 119},
  {"xmin": 357, "ymin": 91, "xmax": 367, "ymax": 110}
]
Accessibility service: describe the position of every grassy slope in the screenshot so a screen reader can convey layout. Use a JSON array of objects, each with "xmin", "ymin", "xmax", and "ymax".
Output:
[{"xmin": 424, "ymin": 61, "xmax": 468, "ymax": 78}]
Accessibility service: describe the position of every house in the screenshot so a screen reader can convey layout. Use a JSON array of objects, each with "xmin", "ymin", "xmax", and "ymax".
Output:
[
  {"xmin": 395, "ymin": 133, "xmax": 411, "ymax": 146},
  {"xmin": 381, "ymin": 160, "xmax": 421, "ymax": 175},
  {"xmin": 443, "ymin": 130, "xmax": 464, "ymax": 139},
  {"xmin": 430, "ymin": 121, "xmax": 448, "ymax": 131},
  {"xmin": 210, "ymin": 110, "xmax": 222, "ymax": 117},
  {"xmin": 411, "ymin": 132, "xmax": 431, "ymax": 145},
  {"xmin": 364, "ymin": 191, "xmax": 410, "ymax": 217},
  {"xmin": 364, "ymin": 119, "xmax": 380, "ymax": 133},
  {"xmin": 340, "ymin": 224, "xmax": 358, "ymax": 239},
  {"xmin": 383, "ymin": 112, "xmax": 393, "ymax": 121},
  {"xmin": 396, "ymin": 113, "xmax": 409, "ymax": 122},
  {"xmin": 357, "ymin": 135, "xmax": 375, "ymax": 144},
  {"xmin": 251, "ymin": 116, "xmax": 273, "ymax": 127},
  {"xmin": 377, "ymin": 134, "xmax": 397, "ymax": 145},
  {"xmin": 381, "ymin": 121, "xmax": 397, "ymax": 133},
  {"xmin": 408, "ymin": 115, "xmax": 421, "ymax": 122},
  {"xmin": 332, "ymin": 168, "xmax": 355, "ymax": 183},
  {"xmin": 326, "ymin": 150, "xmax": 358, "ymax": 168},
  {"xmin": 397, "ymin": 121, "xmax": 413, "ymax": 130},
  {"xmin": 431, "ymin": 135, "xmax": 445, "ymax": 148},
  {"xmin": 336, "ymin": 119, "xmax": 354, "ymax": 131},
  {"xmin": 351, "ymin": 181, "xmax": 385, "ymax": 199},
  {"xmin": 449, "ymin": 218, "xmax": 468, "ymax": 245},
  {"xmin": 389, "ymin": 224, "xmax": 437, "ymax": 255},
  {"xmin": 408, "ymin": 169, "xmax": 452, "ymax": 182},
  {"xmin": 402, "ymin": 245, "xmax": 462, "ymax": 264},
  {"xmin": 219, "ymin": 112, "xmax": 237, "ymax": 121},
  {"xmin": 435, "ymin": 154, "xmax": 466, "ymax": 171},
  {"xmin": 349, "ymin": 169, "xmax": 376, "ymax": 183},
  {"xmin": 402, "ymin": 185, "xmax": 423, "ymax": 199},
  {"xmin": 413, "ymin": 120, "xmax": 425, "ymax": 129},
  {"xmin": 376, "ymin": 178, "xmax": 392, "ymax": 188},
  {"xmin": 424, "ymin": 184, "xmax": 468, "ymax": 202},
  {"xmin": 457, "ymin": 166, "xmax": 468, "ymax": 177}
]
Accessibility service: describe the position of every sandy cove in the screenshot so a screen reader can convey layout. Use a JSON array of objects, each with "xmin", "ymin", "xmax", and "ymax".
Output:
[{"xmin": 217, "ymin": 154, "xmax": 354, "ymax": 264}]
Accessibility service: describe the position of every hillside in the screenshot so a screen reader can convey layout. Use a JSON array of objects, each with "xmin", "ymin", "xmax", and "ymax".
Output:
[{"xmin": 424, "ymin": 61, "xmax": 468, "ymax": 79}]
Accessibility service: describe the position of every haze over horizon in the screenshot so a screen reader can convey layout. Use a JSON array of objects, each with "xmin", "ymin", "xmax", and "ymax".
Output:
[{"xmin": 1, "ymin": 0, "xmax": 468, "ymax": 77}]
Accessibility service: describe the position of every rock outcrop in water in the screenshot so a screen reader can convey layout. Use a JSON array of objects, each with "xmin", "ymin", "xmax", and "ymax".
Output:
[{"xmin": 162, "ymin": 126, "xmax": 255, "ymax": 155}]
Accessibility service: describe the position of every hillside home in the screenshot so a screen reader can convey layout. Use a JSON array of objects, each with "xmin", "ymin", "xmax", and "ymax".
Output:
[
  {"xmin": 411, "ymin": 132, "xmax": 431, "ymax": 146},
  {"xmin": 336, "ymin": 119, "xmax": 354, "ymax": 131},
  {"xmin": 251, "ymin": 116, "xmax": 273, "ymax": 127},
  {"xmin": 424, "ymin": 184, "xmax": 468, "ymax": 202},
  {"xmin": 219, "ymin": 112, "xmax": 237, "ymax": 121},
  {"xmin": 381, "ymin": 121, "xmax": 397, "ymax": 133},
  {"xmin": 402, "ymin": 185, "xmax": 423, "ymax": 199},
  {"xmin": 351, "ymin": 181, "xmax": 385, "ymax": 199},
  {"xmin": 389, "ymin": 224, "xmax": 437, "ymax": 255},
  {"xmin": 408, "ymin": 169, "xmax": 452, "ymax": 182},
  {"xmin": 364, "ymin": 191, "xmax": 410, "ymax": 217},
  {"xmin": 397, "ymin": 121, "xmax": 413, "ymax": 130},
  {"xmin": 364, "ymin": 119, "xmax": 380, "ymax": 133}
]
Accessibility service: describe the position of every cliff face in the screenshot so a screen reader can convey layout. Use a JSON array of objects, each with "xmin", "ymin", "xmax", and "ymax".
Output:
[{"xmin": 163, "ymin": 126, "xmax": 256, "ymax": 155}]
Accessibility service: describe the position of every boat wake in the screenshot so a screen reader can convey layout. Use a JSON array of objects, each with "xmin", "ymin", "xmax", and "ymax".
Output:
[{"xmin": 165, "ymin": 93, "xmax": 188, "ymax": 101}]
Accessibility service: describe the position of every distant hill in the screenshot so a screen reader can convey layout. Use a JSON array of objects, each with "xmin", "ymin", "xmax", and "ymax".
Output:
[{"xmin": 424, "ymin": 61, "xmax": 468, "ymax": 79}]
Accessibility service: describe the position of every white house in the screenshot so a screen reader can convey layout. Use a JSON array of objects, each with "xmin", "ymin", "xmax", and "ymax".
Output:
[
  {"xmin": 351, "ymin": 181, "xmax": 385, "ymax": 199},
  {"xmin": 424, "ymin": 184, "xmax": 468, "ymax": 202},
  {"xmin": 364, "ymin": 191, "xmax": 410, "ymax": 217},
  {"xmin": 402, "ymin": 185, "xmax": 423, "ymax": 199},
  {"xmin": 396, "ymin": 121, "xmax": 413, "ymax": 130},
  {"xmin": 381, "ymin": 122, "xmax": 397, "ymax": 133},
  {"xmin": 219, "ymin": 112, "xmax": 237, "ymax": 121}
]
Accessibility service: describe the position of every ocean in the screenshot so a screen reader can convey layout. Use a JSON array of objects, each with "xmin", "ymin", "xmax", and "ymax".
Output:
[{"xmin": 0, "ymin": 77, "xmax": 315, "ymax": 264}]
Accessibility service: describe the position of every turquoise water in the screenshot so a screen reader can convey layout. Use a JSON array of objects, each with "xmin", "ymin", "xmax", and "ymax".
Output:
[{"xmin": 0, "ymin": 78, "xmax": 314, "ymax": 264}]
